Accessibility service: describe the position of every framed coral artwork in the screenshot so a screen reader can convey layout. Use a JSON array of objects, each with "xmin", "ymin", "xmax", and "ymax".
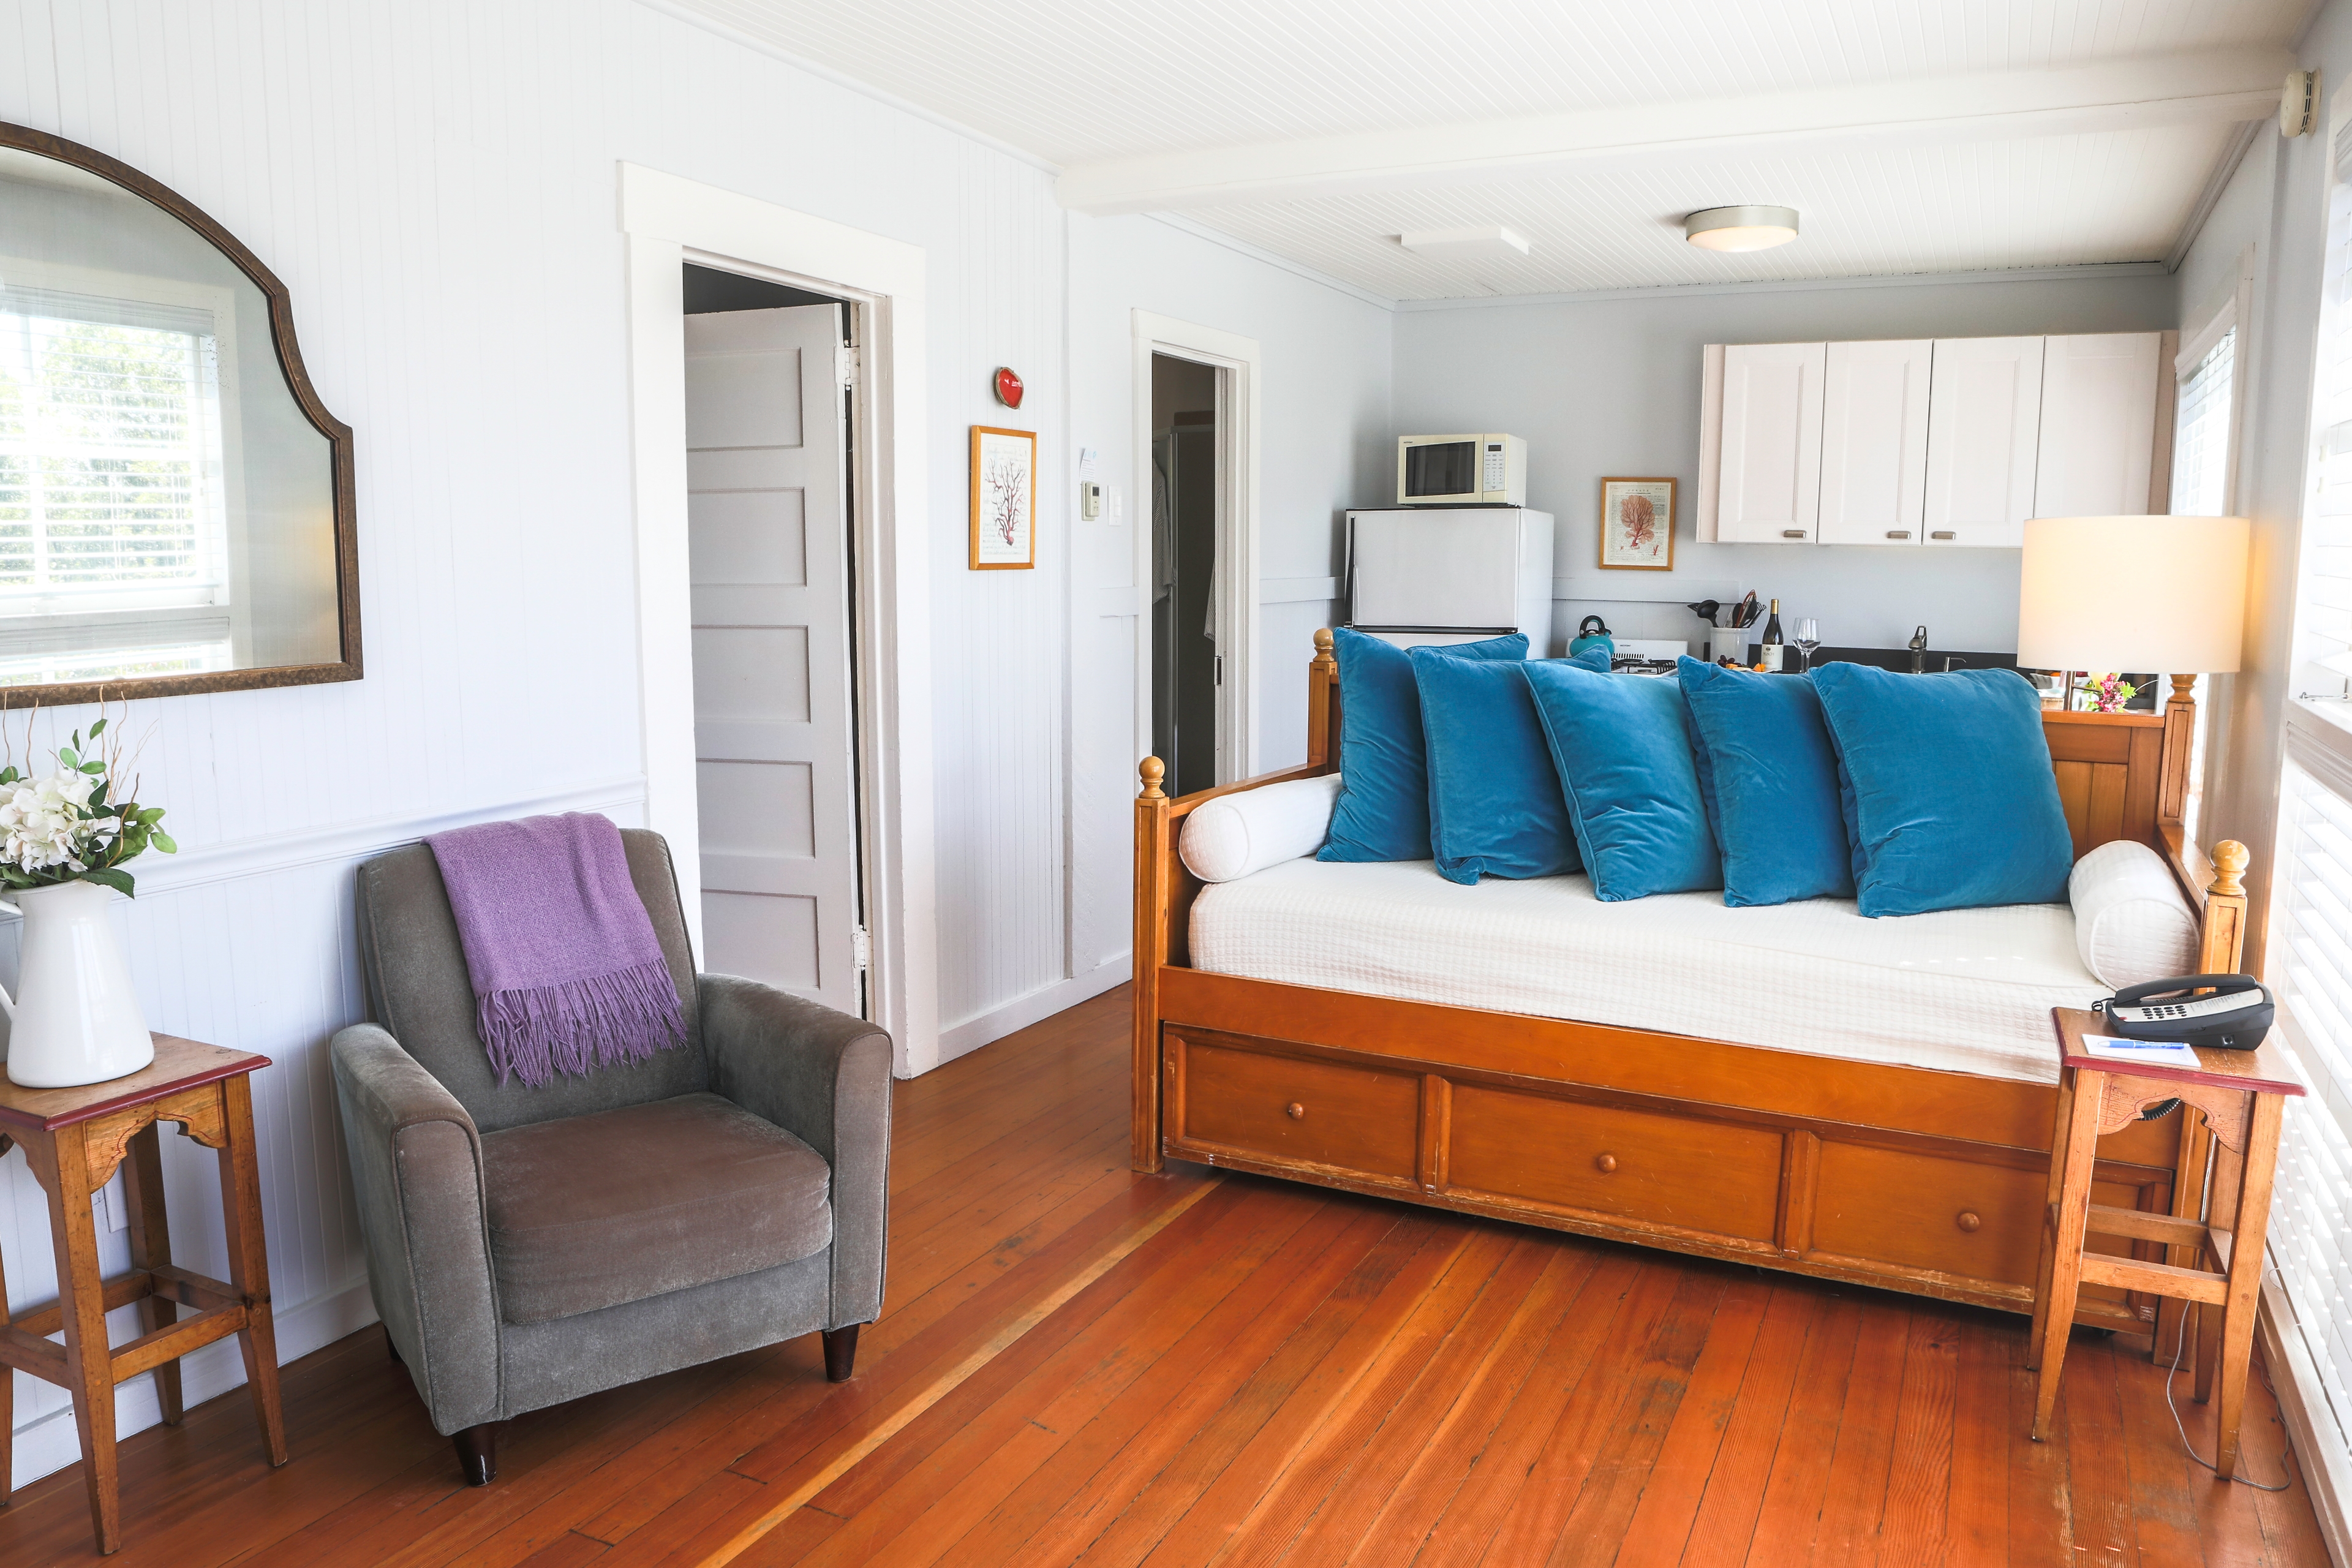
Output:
[
  {"xmin": 1598, "ymin": 477, "xmax": 1675, "ymax": 571},
  {"xmin": 970, "ymin": 425, "xmax": 1037, "ymax": 570}
]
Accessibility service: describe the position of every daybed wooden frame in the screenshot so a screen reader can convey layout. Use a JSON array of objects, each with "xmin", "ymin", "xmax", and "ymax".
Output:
[{"xmin": 1133, "ymin": 633, "xmax": 2250, "ymax": 1333}]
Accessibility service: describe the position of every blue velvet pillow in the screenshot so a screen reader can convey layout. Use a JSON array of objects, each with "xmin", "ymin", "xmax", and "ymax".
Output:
[
  {"xmin": 1809, "ymin": 662, "xmax": 2073, "ymax": 917},
  {"xmin": 1676, "ymin": 658, "xmax": 1854, "ymax": 907},
  {"xmin": 1523, "ymin": 662, "xmax": 1721, "ymax": 901},
  {"xmin": 1319, "ymin": 628, "xmax": 1528, "ymax": 863},
  {"xmin": 1410, "ymin": 647, "xmax": 1606, "ymax": 885}
]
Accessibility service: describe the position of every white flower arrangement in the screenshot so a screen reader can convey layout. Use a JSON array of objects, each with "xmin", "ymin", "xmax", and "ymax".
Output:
[{"xmin": 0, "ymin": 714, "xmax": 175, "ymax": 896}]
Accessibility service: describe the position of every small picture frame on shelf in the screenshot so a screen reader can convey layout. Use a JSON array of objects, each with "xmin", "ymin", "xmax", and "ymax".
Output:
[
  {"xmin": 1598, "ymin": 477, "xmax": 1676, "ymax": 571},
  {"xmin": 970, "ymin": 425, "xmax": 1037, "ymax": 570}
]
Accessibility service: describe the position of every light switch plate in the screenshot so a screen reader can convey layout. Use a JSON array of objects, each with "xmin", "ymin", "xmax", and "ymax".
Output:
[{"xmin": 1080, "ymin": 480, "xmax": 1102, "ymax": 521}]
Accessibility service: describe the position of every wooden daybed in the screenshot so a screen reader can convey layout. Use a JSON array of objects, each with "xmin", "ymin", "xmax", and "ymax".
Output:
[{"xmin": 1132, "ymin": 633, "xmax": 2249, "ymax": 1331}]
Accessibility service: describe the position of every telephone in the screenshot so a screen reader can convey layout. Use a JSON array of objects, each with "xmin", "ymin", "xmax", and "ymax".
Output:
[{"xmin": 2093, "ymin": 974, "xmax": 2274, "ymax": 1052}]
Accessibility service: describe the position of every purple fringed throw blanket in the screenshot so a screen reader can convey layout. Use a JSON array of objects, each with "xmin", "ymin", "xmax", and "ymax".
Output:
[{"xmin": 426, "ymin": 813, "xmax": 685, "ymax": 1087}]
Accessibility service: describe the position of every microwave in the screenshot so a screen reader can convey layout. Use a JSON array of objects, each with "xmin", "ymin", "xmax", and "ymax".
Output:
[{"xmin": 1396, "ymin": 434, "xmax": 1526, "ymax": 507}]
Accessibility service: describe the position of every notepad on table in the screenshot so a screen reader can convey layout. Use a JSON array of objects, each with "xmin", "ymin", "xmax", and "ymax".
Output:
[{"xmin": 2080, "ymin": 1033, "xmax": 2201, "ymax": 1070}]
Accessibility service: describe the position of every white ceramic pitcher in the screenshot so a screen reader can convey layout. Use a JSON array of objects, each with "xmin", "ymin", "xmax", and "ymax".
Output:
[{"xmin": 0, "ymin": 878, "xmax": 154, "ymax": 1088}]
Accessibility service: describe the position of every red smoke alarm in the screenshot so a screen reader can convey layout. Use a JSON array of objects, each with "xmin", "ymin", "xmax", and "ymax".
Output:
[{"xmin": 993, "ymin": 366, "xmax": 1025, "ymax": 409}]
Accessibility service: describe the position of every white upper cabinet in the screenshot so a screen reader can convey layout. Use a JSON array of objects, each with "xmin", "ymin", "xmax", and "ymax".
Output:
[
  {"xmin": 2034, "ymin": 333, "xmax": 2161, "ymax": 519},
  {"xmin": 1818, "ymin": 340, "xmax": 1931, "ymax": 546},
  {"xmin": 1715, "ymin": 342, "xmax": 1826, "ymax": 543},
  {"xmin": 1922, "ymin": 336, "xmax": 2046, "ymax": 548}
]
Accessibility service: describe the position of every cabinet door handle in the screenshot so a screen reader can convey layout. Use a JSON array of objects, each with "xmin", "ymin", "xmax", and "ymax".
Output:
[
  {"xmin": 1930, "ymin": 530, "xmax": 1956, "ymax": 540},
  {"xmin": 1594, "ymin": 1152, "xmax": 1618, "ymax": 1174},
  {"xmin": 1885, "ymin": 530, "xmax": 1911, "ymax": 539},
  {"xmin": 1956, "ymin": 1210, "xmax": 1981, "ymax": 1232},
  {"xmin": 1781, "ymin": 529, "xmax": 1807, "ymax": 539},
  {"xmin": 1284, "ymin": 1102, "xmax": 1305, "ymax": 1120}
]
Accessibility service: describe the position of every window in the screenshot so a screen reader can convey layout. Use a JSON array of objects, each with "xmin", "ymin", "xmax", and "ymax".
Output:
[
  {"xmin": 0, "ymin": 283, "xmax": 230, "ymax": 617},
  {"xmin": 2172, "ymin": 281, "xmax": 2246, "ymax": 846},
  {"xmin": 2262, "ymin": 129, "xmax": 2352, "ymax": 1491}
]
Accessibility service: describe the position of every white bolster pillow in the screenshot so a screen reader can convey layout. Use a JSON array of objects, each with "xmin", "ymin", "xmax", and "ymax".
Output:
[
  {"xmin": 1180, "ymin": 774, "xmax": 1344, "ymax": 883},
  {"xmin": 2068, "ymin": 839, "xmax": 2200, "ymax": 989}
]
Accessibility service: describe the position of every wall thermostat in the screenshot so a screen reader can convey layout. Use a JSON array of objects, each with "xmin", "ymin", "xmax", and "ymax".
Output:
[{"xmin": 1079, "ymin": 481, "xmax": 1103, "ymax": 521}]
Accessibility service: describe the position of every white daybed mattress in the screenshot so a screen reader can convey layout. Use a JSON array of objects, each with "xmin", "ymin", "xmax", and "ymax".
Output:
[{"xmin": 1189, "ymin": 858, "xmax": 2111, "ymax": 1084}]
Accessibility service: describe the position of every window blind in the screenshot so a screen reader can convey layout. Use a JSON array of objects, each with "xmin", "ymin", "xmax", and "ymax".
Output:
[
  {"xmin": 2173, "ymin": 328, "xmax": 2237, "ymax": 519},
  {"xmin": 0, "ymin": 284, "xmax": 227, "ymax": 613}
]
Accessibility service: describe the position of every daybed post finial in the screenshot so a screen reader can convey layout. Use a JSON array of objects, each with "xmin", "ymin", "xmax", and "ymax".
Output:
[
  {"xmin": 2211, "ymin": 840, "xmax": 2248, "ymax": 900},
  {"xmin": 1312, "ymin": 628, "xmax": 1336, "ymax": 671},
  {"xmin": 2170, "ymin": 673, "xmax": 2198, "ymax": 703},
  {"xmin": 1139, "ymin": 756, "xmax": 1166, "ymax": 801}
]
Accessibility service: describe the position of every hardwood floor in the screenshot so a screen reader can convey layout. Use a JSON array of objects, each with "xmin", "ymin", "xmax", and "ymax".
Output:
[{"xmin": 0, "ymin": 985, "xmax": 2331, "ymax": 1566}]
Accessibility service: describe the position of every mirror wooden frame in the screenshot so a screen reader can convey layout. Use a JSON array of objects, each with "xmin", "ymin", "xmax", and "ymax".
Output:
[{"xmin": 0, "ymin": 121, "xmax": 360, "ymax": 706}]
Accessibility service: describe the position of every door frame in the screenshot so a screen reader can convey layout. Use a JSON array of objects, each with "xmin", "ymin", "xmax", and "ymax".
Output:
[
  {"xmin": 620, "ymin": 162, "xmax": 941, "ymax": 1076},
  {"xmin": 1131, "ymin": 311, "xmax": 1261, "ymax": 783}
]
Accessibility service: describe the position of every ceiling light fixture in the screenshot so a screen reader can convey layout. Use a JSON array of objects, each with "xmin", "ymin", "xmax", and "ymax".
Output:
[
  {"xmin": 1683, "ymin": 205, "xmax": 1800, "ymax": 252},
  {"xmin": 1398, "ymin": 225, "xmax": 1531, "ymax": 261}
]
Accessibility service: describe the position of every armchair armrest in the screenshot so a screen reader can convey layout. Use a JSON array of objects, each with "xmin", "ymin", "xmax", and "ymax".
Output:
[
  {"xmin": 698, "ymin": 974, "xmax": 894, "ymax": 1328},
  {"xmin": 330, "ymin": 1023, "xmax": 502, "ymax": 1433}
]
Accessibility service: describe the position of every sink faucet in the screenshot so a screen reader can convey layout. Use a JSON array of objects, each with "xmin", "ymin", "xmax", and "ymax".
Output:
[{"xmin": 1909, "ymin": 625, "xmax": 1928, "ymax": 674}]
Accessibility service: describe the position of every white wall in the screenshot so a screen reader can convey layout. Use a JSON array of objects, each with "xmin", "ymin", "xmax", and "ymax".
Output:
[
  {"xmin": 0, "ymin": 0, "xmax": 1390, "ymax": 1488},
  {"xmin": 1392, "ymin": 273, "xmax": 2179, "ymax": 657},
  {"xmin": 1061, "ymin": 214, "xmax": 1392, "ymax": 997}
]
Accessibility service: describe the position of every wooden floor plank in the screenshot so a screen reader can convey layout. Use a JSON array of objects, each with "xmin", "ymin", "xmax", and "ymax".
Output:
[
  {"xmin": 1403, "ymin": 1254, "xmax": 1648, "ymax": 1568},
  {"xmin": 1604, "ymin": 1274, "xmax": 1776, "ymax": 1568},
  {"xmin": 1671, "ymin": 1286, "xmax": 1817, "ymax": 1568},
  {"xmin": 1, "ymin": 982, "xmax": 2328, "ymax": 1568}
]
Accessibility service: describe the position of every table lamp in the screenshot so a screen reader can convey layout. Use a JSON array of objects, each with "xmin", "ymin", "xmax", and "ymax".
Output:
[{"xmin": 2016, "ymin": 516, "xmax": 2248, "ymax": 704}]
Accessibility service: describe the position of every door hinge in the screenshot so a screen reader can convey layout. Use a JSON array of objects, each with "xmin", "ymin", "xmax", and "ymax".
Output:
[
  {"xmin": 852, "ymin": 924, "xmax": 872, "ymax": 973},
  {"xmin": 839, "ymin": 347, "xmax": 860, "ymax": 390}
]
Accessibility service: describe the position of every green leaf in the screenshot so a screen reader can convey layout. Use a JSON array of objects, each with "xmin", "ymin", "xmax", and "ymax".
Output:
[
  {"xmin": 137, "ymin": 807, "xmax": 162, "ymax": 824},
  {"xmin": 81, "ymin": 760, "xmax": 103, "ymax": 774},
  {"xmin": 88, "ymin": 718, "xmax": 105, "ymax": 737},
  {"xmin": 56, "ymin": 747, "xmax": 77, "ymax": 767},
  {"xmin": 151, "ymin": 832, "xmax": 176, "ymax": 854},
  {"xmin": 0, "ymin": 767, "xmax": 18, "ymax": 785},
  {"xmin": 80, "ymin": 866, "xmax": 134, "ymax": 898}
]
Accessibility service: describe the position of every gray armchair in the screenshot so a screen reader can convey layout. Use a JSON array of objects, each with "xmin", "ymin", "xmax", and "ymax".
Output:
[{"xmin": 329, "ymin": 829, "xmax": 891, "ymax": 1485}]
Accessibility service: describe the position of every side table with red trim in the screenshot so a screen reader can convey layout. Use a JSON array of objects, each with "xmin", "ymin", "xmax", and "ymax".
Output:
[{"xmin": 0, "ymin": 1035, "xmax": 285, "ymax": 1554}]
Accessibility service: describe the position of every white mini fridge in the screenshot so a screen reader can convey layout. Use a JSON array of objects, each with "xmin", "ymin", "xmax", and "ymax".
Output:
[{"xmin": 1344, "ymin": 507, "xmax": 1556, "ymax": 650}]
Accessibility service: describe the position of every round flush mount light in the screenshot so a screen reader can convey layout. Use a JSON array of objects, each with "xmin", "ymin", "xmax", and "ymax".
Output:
[{"xmin": 1683, "ymin": 205, "xmax": 1800, "ymax": 252}]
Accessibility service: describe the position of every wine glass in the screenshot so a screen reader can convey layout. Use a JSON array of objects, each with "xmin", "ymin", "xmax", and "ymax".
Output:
[{"xmin": 1793, "ymin": 618, "xmax": 1821, "ymax": 674}]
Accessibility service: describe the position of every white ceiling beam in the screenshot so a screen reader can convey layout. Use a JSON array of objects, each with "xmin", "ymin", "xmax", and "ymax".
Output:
[{"xmin": 1057, "ymin": 45, "xmax": 2296, "ymax": 215}]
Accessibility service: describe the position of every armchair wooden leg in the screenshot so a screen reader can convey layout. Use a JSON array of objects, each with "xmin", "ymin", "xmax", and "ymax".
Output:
[
  {"xmin": 822, "ymin": 1324, "xmax": 862, "ymax": 1383},
  {"xmin": 453, "ymin": 1422, "xmax": 501, "ymax": 1486}
]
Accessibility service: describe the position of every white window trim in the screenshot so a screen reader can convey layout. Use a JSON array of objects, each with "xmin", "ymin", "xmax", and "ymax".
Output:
[
  {"xmin": 1130, "ymin": 310, "xmax": 1262, "ymax": 783},
  {"xmin": 617, "ymin": 162, "xmax": 941, "ymax": 1077}
]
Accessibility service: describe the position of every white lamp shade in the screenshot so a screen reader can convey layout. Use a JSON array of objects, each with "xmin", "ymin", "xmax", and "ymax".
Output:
[{"xmin": 2016, "ymin": 515, "xmax": 2247, "ymax": 673}]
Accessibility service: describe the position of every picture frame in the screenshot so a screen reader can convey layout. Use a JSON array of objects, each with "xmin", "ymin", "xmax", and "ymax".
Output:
[
  {"xmin": 1598, "ymin": 477, "xmax": 1676, "ymax": 571},
  {"xmin": 970, "ymin": 425, "xmax": 1038, "ymax": 570}
]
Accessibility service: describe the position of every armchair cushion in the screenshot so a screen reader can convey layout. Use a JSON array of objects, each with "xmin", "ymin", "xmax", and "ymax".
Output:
[{"xmin": 480, "ymin": 1091, "xmax": 832, "ymax": 1324}]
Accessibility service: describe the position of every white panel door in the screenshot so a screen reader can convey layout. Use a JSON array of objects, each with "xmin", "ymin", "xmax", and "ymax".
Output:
[
  {"xmin": 1716, "ymin": 342, "xmax": 1826, "ymax": 543},
  {"xmin": 685, "ymin": 304, "xmax": 861, "ymax": 1016},
  {"xmin": 1349, "ymin": 510, "xmax": 1522, "ymax": 627},
  {"xmin": 2034, "ymin": 333, "xmax": 2160, "ymax": 519},
  {"xmin": 1817, "ymin": 339, "xmax": 1931, "ymax": 546},
  {"xmin": 1923, "ymin": 336, "xmax": 2045, "ymax": 548}
]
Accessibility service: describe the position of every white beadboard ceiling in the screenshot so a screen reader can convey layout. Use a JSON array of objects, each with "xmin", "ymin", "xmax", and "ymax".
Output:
[{"xmin": 669, "ymin": 0, "xmax": 2315, "ymax": 297}]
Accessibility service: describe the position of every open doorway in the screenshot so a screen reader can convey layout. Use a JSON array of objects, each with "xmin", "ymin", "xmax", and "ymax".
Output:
[
  {"xmin": 682, "ymin": 263, "xmax": 868, "ymax": 1019},
  {"xmin": 1152, "ymin": 353, "xmax": 1223, "ymax": 796}
]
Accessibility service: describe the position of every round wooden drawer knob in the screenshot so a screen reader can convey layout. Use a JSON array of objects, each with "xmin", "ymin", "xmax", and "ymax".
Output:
[
  {"xmin": 1594, "ymin": 1153, "xmax": 1618, "ymax": 1174},
  {"xmin": 1285, "ymin": 1102, "xmax": 1305, "ymax": 1120},
  {"xmin": 1956, "ymin": 1210, "xmax": 1981, "ymax": 1233}
]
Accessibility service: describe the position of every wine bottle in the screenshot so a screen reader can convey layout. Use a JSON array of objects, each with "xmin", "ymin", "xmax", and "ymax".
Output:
[{"xmin": 1760, "ymin": 599, "xmax": 1784, "ymax": 672}]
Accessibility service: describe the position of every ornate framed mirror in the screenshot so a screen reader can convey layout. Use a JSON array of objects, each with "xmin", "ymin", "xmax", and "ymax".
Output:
[{"xmin": 0, "ymin": 122, "xmax": 358, "ymax": 704}]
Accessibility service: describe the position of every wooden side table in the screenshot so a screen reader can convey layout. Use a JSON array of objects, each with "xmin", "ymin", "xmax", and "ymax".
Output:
[
  {"xmin": 2029, "ymin": 1006, "xmax": 2304, "ymax": 1478},
  {"xmin": 0, "ymin": 1035, "xmax": 285, "ymax": 1554}
]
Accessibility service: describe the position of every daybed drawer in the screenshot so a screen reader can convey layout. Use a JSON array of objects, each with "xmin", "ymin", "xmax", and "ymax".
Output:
[
  {"xmin": 1809, "ymin": 1142, "xmax": 2149, "ymax": 1290},
  {"xmin": 1446, "ymin": 1086, "xmax": 1781, "ymax": 1245},
  {"xmin": 1172, "ymin": 1036, "xmax": 1420, "ymax": 1181}
]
